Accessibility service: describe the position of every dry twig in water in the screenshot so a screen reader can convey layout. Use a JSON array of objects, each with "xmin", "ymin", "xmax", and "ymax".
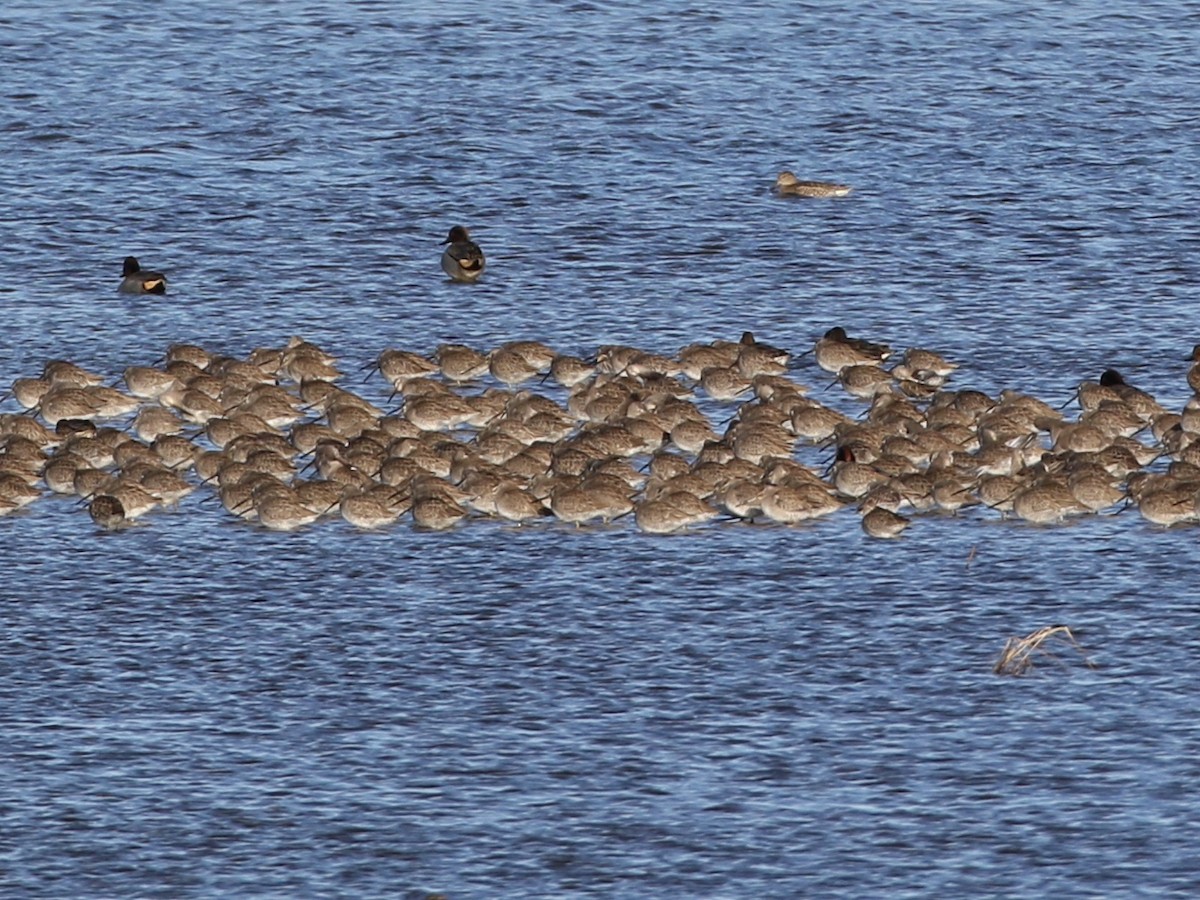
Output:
[{"xmin": 993, "ymin": 625, "xmax": 1095, "ymax": 676}]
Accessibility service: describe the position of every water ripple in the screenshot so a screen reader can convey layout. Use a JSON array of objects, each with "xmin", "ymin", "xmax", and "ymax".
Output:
[{"xmin": 3, "ymin": 0, "xmax": 1200, "ymax": 896}]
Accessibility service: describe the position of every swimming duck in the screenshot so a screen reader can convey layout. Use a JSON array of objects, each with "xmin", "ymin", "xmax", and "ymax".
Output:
[
  {"xmin": 774, "ymin": 171, "xmax": 852, "ymax": 198},
  {"xmin": 440, "ymin": 225, "xmax": 485, "ymax": 282},
  {"xmin": 1077, "ymin": 369, "xmax": 1163, "ymax": 422},
  {"xmin": 118, "ymin": 256, "xmax": 167, "ymax": 294}
]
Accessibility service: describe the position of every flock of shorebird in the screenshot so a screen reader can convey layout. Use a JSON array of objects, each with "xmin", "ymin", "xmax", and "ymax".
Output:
[
  {"xmin": 3, "ymin": 325, "xmax": 1200, "ymax": 537},
  {"xmin": 46, "ymin": 173, "xmax": 1200, "ymax": 537}
]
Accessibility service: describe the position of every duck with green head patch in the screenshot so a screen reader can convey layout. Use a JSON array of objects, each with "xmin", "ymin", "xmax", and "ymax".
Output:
[{"xmin": 440, "ymin": 225, "xmax": 485, "ymax": 282}]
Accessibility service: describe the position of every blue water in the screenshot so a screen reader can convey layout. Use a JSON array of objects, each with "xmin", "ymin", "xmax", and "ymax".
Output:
[{"xmin": 2, "ymin": 2, "xmax": 1200, "ymax": 897}]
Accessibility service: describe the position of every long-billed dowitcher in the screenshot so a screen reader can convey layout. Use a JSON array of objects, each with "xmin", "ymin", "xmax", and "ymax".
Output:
[
  {"xmin": 123, "ymin": 366, "xmax": 181, "ymax": 401},
  {"xmin": 1011, "ymin": 479, "xmax": 1086, "ymax": 525},
  {"xmin": 698, "ymin": 366, "xmax": 752, "ymax": 402},
  {"xmin": 377, "ymin": 349, "xmax": 440, "ymax": 389},
  {"xmin": 37, "ymin": 387, "xmax": 106, "ymax": 425},
  {"xmin": 1134, "ymin": 484, "xmax": 1199, "ymax": 527},
  {"xmin": 435, "ymin": 344, "xmax": 490, "ymax": 382},
  {"xmin": 829, "ymin": 445, "xmax": 888, "ymax": 499},
  {"xmin": 761, "ymin": 482, "xmax": 843, "ymax": 524},
  {"xmin": 549, "ymin": 482, "xmax": 633, "ymax": 526},
  {"xmin": 861, "ymin": 506, "xmax": 910, "ymax": 539},
  {"xmin": 410, "ymin": 475, "xmax": 469, "ymax": 530},
  {"xmin": 548, "ymin": 354, "xmax": 596, "ymax": 388},
  {"xmin": 837, "ymin": 364, "xmax": 895, "ymax": 400},
  {"xmin": 42, "ymin": 360, "xmax": 105, "ymax": 388},
  {"xmin": 634, "ymin": 492, "xmax": 717, "ymax": 534},
  {"xmin": 677, "ymin": 341, "xmax": 741, "ymax": 381},
  {"xmin": 89, "ymin": 494, "xmax": 128, "ymax": 529},
  {"xmin": 812, "ymin": 327, "xmax": 891, "ymax": 373},
  {"xmin": 492, "ymin": 483, "xmax": 551, "ymax": 523},
  {"xmin": 488, "ymin": 346, "xmax": 541, "ymax": 386},
  {"xmin": 0, "ymin": 471, "xmax": 41, "ymax": 510},
  {"xmin": 901, "ymin": 347, "xmax": 958, "ymax": 381},
  {"xmin": 255, "ymin": 490, "xmax": 323, "ymax": 531},
  {"xmin": 340, "ymin": 485, "xmax": 408, "ymax": 529}
]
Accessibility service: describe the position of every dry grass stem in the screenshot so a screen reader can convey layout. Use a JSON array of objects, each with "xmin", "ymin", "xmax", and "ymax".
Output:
[{"xmin": 993, "ymin": 625, "xmax": 1095, "ymax": 676}]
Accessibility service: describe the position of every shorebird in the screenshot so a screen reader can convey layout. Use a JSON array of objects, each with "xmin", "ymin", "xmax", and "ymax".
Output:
[
  {"xmin": 634, "ymin": 492, "xmax": 717, "ymax": 534},
  {"xmin": 123, "ymin": 366, "xmax": 181, "ymax": 400},
  {"xmin": 548, "ymin": 354, "xmax": 596, "ymax": 388},
  {"xmin": 377, "ymin": 349, "xmax": 440, "ymax": 389},
  {"xmin": 493, "ymin": 483, "xmax": 552, "ymax": 523},
  {"xmin": 89, "ymin": 494, "xmax": 129, "ymax": 529},
  {"xmin": 1135, "ymin": 484, "xmax": 1199, "ymax": 527},
  {"xmin": 1078, "ymin": 369, "xmax": 1162, "ymax": 421},
  {"xmin": 861, "ymin": 506, "xmax": 910, "ymax": 539},
  {"xmin": 1011, "ymin": 479, "xmax": 1086, "ymax": 525},
  {"xmin": 761, "ymin": 482, "xmax": 843, "ymax": 524},
  {"xmin": 549, "ymin": 483, "xmax": 633, "ymax": 526},
  {"xmin": 488, "ymin": 346, "xmax": 542, "ymax": 386},
  {"xmin": 812, "ymin": 327, "xmax": 891, "ymax": 373},
  {"xmin": 895, "ymin": 347, "xmax": 959, "ymax": 385},
  {"xmin": 435, "ymin": 344, "xmax": 490, "ymax": 382},
  {"xmin": 410, "ymin": 477, "xmax": 468, "ymax": 530},
  {"xmin": 340, "ymin": 485, "xmax": 408, "ymax": 529}
]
